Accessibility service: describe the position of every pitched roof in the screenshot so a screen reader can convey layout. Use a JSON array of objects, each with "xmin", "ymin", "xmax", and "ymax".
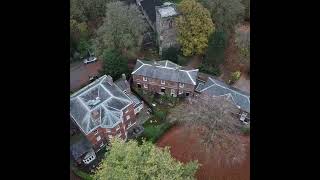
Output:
[
  {"xmin": 196, "ymin": 77, "xmax": 250, "ymax": 113},
  {"xmin": 114, "ymin": 78, "xmax": 130, "ymax": 92},
  {"xmin": 140, "ymin": 0, "xmax": 162, "ymax": 23},
  {"xmin": 132, "ymin": 59, "xmax": 198, "ymax": 85},
  {"xmin": 70, "ymin": 75, "xmax": 133, "ymax": 134},
  {"xmin": 115, "ymin": 78, "xmax": 142, "ymax": 108}
]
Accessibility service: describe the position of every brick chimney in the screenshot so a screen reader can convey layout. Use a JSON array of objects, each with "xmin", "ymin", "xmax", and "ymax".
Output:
[{"xmin": 106, "ymin": 75, "xmax": 113, "ymax": 85}]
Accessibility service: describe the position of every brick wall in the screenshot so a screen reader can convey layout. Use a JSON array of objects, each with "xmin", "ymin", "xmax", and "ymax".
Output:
[{"xmin": 132, "ymin": 74, "xmax": 196, "ymax": 96}]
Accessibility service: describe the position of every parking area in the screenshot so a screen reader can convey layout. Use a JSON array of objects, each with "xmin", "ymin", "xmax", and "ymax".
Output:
[{"xmin": 70, "ymin": 60, "xmax": 103, "ymax": 92}]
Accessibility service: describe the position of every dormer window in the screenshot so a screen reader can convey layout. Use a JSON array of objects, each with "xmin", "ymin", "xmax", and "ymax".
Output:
[
  {"xmin": 143, "ymin": 77, "xmax": 147, "ymax": 81},
  {"xmin": 179, "ymin": 83, "xmax": 184, "ymax": 88},
  {"xmin": 161, "ymin": 80, "xmax": 165, "ymax": 85}
]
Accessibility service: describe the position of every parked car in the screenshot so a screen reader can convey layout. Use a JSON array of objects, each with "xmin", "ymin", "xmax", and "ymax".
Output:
[{"xmin": 83, "ymin": 56, "xmax": 97, "ymax": 64}]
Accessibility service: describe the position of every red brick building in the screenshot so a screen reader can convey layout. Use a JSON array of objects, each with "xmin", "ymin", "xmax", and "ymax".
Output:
[
  {"xmin": 70, "ymin": 75, "xmax": 143, "ymax": 152},
  {"xmin": 132, "ymin": 60, "xmax": 198, "ymax": 97}
]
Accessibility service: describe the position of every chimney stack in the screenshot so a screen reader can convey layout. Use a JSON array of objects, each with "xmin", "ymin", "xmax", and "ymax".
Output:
[{"xmin": 106, "ymin": 75, "xmax": 113, "ymax": 85}]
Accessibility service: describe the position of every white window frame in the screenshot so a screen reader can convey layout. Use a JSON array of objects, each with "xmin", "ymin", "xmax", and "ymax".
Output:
[
  {"xmin": 100, "ymin": 142, "xmax": 104, "ymax": 147},
  {"xmin": 144, "ymin": 84, "xmax": 148, "ymax": 88},
  {"xmin": 161, "ymin": 80, "xmax": 165, "ymax": 85},
  {"xmin": 96, "ymin": 136, "xmax": 101, "ymax": 141},
  {"xmin": 143, "ymin": 76, "xmax": 147, "ymax": 81},
  {"xmin": 179, "ymin": 83, "xmax": 184, "ymax": 88},
  {"xmin": 179, "ymin": 90, "xmax": 183, "ymax": 95},
  {"xmin": 108, "ymin": 135, "xmax": 113, "ymax": 139},
  {"xmin": 116, "ymin": 125, "xmax": 120, "ymax": 131},
  {"xmin": 106, "ymin": 129, "xmax": 111, "ymax": 133},
  {"xmin": 126, "ymin": 115, "xmax": 130, "ymax": 120},
  {"xmin": 125, "ymin": 109, "xmax": 129, "ymax": 114}
]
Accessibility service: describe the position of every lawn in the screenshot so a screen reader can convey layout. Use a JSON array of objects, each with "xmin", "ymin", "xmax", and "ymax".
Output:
[{"xmin": 141, "ymin": 118, "xmax": 174, "ymax": 143}]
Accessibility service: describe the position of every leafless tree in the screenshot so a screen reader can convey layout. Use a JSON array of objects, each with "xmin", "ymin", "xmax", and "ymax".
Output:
[{"xmin": 167, "ymin": 95, "xmax": 247, "ymax": 165}]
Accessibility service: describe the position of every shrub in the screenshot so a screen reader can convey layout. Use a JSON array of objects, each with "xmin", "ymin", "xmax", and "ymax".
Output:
[
  {"xmin": 143, "ymin": 121, "xmax": 173, "ymax": 143},
  {"xmin": 204, "ymin": 31, "xmax": 228, "ymax": 67},
  {"xmin": 177, "ymin": 54, "xmax": 188, "ymax": 66},
  {"xmin": 154, "ymin": 110, "xmax": 167, "ymax": 121},
  {"xmin": 230, "ymin": 71, "xmax": 241, "ymax": 84},
  {"xmin": 199, "ymin": 63, "xmax": 221, "ymax": 76},
  {"xmin": 162, "ymin": 47, "xmax": 179, "ymax": 63}
]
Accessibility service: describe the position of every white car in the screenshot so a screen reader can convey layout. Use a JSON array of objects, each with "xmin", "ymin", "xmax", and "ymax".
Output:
[{"xmin": 83, "ymin": 56, "xmax": 97, "ymax": 64}]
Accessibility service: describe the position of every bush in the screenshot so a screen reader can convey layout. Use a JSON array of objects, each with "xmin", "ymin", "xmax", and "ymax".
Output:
[
  {"xmin": 71, "ymin": 166, "xmax": 93, "ymax": 180},
  {"xmin": 230, "ymin": 71, "xmax": 241, "ymax": 84},
  {"xmin": 199, "ymin": 63, "xmax": 221, "ymax": 76},
  {"xmin": 204, "ymin": 31, "xmax": 228, "ymax": 67},
  {"xmin": 162, "ymin": 47, "xmax": 179, "ymax": 63},
  {"xmin": 101, "ymin": 50, "xmax": 129, "ymax": 80},
  {"xmin": 154, "ymin": 110, "xmax": 167, "ymax": 121},
  {"xmin": 143, "ymin": 121, "xmax": 173, "ymax": 143},
  {"xmin": 177, "ymin": 55, "xmax": 188, "ymax": 66}
]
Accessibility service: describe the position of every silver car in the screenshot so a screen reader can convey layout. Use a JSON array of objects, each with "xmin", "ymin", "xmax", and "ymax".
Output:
[{"xmin": 83, "ymin": 56, "xmax": 97, "ymax": 64}]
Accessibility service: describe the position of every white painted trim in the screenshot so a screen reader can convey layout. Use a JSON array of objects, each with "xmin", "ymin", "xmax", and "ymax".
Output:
[
  {"xmin": 77, "ymin": 97, "xmax": 90, "ymax": 111},
  {"xmin": 186, "ymin": 71, "xmax": 196, "ymax": 85},
  {"xmin": 70, "ymin": 114, "xmax": 87, "ymax": 135}
]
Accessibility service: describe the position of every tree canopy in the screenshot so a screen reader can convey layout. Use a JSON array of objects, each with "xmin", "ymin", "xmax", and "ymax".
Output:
[
  {"xmin": 94, "ymin": 1, "xmax": 147, "ymax": 56},
  {"xmin": 94, "ymin": 138, "xmax": 199, "ymax": 180},
  {"xmin": 175, "ymin": 0, "xmax": 214, "ymax": 56},
  {"xmin": 100, "ymin": 50, "xmax": 128, "ymax": 80},
  {"xmin": 70, "ymin": 0, "xmax": 114, "ymax": 22},
  {"xmin": 167, "ymin": 96, "xmax": 246, "ymax": 165},
  {"xmin": 201, "ymin": 0, "xmax": 245, "ymax": 33}
]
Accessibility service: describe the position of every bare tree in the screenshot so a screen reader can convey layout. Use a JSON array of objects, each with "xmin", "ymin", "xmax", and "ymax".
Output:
[{"xmin": 167, "ymin": 95, "xmax": 247, "ymax": 165}]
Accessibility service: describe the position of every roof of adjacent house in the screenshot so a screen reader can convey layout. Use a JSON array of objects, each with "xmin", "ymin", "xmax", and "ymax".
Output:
[
  {"xmin": 70, "ymin": 138, "xmax": 93, "ymax": 161},
  {"xmin": 140, "ymin": 0, "xmax": 162, "ymax": 23},
  {"xmin": 132, "ymin": 59, "xmax": 198, "ymax": 85},
  {"xmin": 70, "ymin": 75, "xmax": 133, "ymax": 135},
  {"xmin": 196, "ymin": 77, "xmax": 250, "ymax": 113}
]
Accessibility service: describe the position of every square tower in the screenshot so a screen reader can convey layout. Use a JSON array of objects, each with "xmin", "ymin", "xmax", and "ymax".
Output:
[{"xmin": 155, "ymin": 2, "xmax": 179, "ymax": 55}]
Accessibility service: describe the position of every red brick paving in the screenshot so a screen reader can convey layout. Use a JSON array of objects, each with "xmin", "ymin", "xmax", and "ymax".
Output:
[
  {"xmin": 157, "ymin": 124, "xmax": 250, "ymax": 180},
  {"xmin": 70, "ymin": 60, "xmax": 103, "ymax": 91}
]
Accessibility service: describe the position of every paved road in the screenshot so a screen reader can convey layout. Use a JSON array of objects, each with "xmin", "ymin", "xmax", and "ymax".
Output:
[{"xmin": 70, "ymin": 60, "xmax": 103, "ymax": 92}]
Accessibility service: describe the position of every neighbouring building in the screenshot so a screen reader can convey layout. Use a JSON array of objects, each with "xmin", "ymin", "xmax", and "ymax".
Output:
[
  {"xmin": 137, "ymin": 1, "xmax": 179, "ymax": 55},
  {"xmin": 70, "ymin": 75, "xmax": 143, "ymax": 152},
  {"xmin": 195, "ymin": 77, "xmax": 250, "ymax": 123},
  {"xmin": 132, "ymin": 59, "xmax": 198, "ymax": 97}
]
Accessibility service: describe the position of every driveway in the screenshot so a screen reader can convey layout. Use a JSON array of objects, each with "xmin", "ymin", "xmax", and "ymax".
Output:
[{"xmin": 70, "ymin": 60, "xmax": 103, "ymax": 92}]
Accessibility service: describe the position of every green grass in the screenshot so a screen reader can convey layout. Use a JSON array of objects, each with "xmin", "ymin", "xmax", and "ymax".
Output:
[
  {"xmin": 141, "ymin": 119, "xmax": 173, "ymax": 143},
  {"xmin": 71, "ymin": 166, "xmax": 94, "ymax": 180},
  {"xmin": 241, "ymin": 126, "xmax": 250, "ymax": 135}
]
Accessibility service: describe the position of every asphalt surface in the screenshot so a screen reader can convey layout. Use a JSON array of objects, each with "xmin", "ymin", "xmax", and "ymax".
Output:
[{"xmin": 70, "ymin": 60, "xmax": 103, "ymax": 92}]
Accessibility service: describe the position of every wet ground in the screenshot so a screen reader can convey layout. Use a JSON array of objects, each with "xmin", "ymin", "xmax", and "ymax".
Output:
[
  {"xmin": 157, "ymin": 124, "xmax": 250, "ymax": 180},
  {"xmin": 70, "ymin": 60, "xmax": 103, "ymax": 92}
]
